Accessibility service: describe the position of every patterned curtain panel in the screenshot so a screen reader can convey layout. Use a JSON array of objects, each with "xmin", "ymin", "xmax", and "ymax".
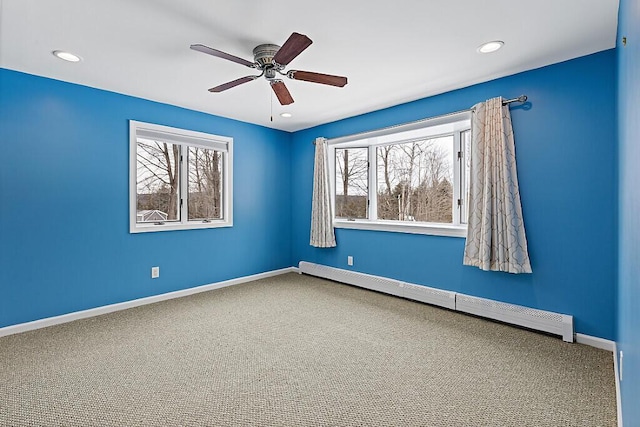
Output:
[
  {"xmin": 310, "ymin": 137, "xmax": 337, "ymax": 248},
  {"xmin": 463, "ymin": 97, "xmax": 532, "ymax": 273}
]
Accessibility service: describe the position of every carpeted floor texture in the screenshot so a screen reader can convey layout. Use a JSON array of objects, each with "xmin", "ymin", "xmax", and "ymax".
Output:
[{"xmin": 0, "ymin": 273, "xmax": 616, "ymax": 426}]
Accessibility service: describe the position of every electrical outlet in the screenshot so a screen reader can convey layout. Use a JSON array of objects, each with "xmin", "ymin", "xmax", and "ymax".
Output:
[
  {"xmin": 347, "ymin": 256, "xmax": 354, "ymax": 266},
  {"xmin": 619, "ymin": 350, "xmax": 624, "ymax": 381},
  {"xmin": 151, "ymin": 266, "xmax": 160, "ymax": 279}
]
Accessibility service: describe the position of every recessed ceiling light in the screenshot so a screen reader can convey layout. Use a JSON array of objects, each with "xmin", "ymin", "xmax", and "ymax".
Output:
[
  {"xmin": 280, "ymin": 112, "xmax": 292, "ymax": 118},
  {"xmin": 52, "ymin": 50, "xmax": 81, "ymax": 62},
  {"xmin": 477, "ymin": 41, "xmax": 504, "ymax": 54}
]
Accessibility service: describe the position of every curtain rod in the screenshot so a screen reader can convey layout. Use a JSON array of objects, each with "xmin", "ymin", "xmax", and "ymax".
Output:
[
  {"xmin": 503, "ymin": 95, "xmax": 528, "ymax": 105},
  {"xmin": 314, "ymin": 95, "xmax": 528, "ymax": 145}
]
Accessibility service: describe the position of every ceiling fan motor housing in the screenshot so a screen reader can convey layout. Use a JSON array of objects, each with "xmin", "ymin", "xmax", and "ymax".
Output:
[{"xmin": 253, "ymin": 44, "xmax": 280, "ymax": 68}]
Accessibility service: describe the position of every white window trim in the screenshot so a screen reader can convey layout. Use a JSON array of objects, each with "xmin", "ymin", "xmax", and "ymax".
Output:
[
  {"xmin": 327, "ymin": 111, "xmax": 470, "ymax": 238},
  {"xmin": 129, "ymin": 120, "xmax": 233, "ymax": 233},
  {"xmin": 334, "ymin": 219, "xmax": 467, "ymax": 237}
]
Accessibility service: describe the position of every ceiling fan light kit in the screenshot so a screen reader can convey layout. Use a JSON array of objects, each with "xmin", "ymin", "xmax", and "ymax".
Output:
[{"xmin": 191, "ymin": 32, "xmax": 348, "ymax": 105}]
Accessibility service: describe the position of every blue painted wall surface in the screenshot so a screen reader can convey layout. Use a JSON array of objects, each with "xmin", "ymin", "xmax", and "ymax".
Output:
[
  {"xmin": 617, "ymin": 0, "xmax": 640, "ymax": 423},
  {"xmin": 291, "ymin": 51, "xmax": 618, "ymax": 340},
  {"xmin": 0, "ymin": 49, "xmax": 620, "ymax": 345},
  {"xmin": 0, "ymin": 69, "xmax": 292, "ymax": 328}
]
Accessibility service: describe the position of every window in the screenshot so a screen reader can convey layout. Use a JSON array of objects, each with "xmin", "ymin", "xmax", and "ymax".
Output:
[
  {"xmin": 335, "ymin": 147, "xmax": 368, "ymax": 219},
  {"xmin": 129, "ymin": 121, "xmax": 233, "ymax": 233},
  {"xmin": 328, "ymin": 112, "xmax": 470, "ymax": 237}
]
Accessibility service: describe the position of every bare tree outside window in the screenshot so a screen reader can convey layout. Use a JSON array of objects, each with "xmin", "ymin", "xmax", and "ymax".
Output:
[
  {"xmin": 377, "ymin": 136, "xmax": 454, "ymax": 223},
  {"xmin": 136, "ymin": 138, "xmax": 180, "ymax": 222},
  {"xmin": 188, "ymin": 147, "xmax": 222, "ymax": 220},
  {"xmin": 335, "ymin": 148, "xmax": 368, "ymax": 219}
]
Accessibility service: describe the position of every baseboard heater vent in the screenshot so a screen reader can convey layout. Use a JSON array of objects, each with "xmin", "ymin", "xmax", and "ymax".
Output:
[
  {"xmin": 455, "ymin": 294, "xmax": 574, "ymax": 342},
  {"xmin": 298, "ymin": 261, "xmax": 573, "ymax": 342},
  {"xmin": 298, "ymin": 261, "xmax": 456, "ymax": 310},
  {"xmin": 401, "ymin": 282, "xmax": 456, "ymax": 310}
]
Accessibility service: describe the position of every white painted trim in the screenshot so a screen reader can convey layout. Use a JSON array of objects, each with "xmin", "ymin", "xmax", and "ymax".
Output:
[
  {"xmin": 129, "ymin": 120, "xmax": 234, "ymax": 234},
  {"xmin": 613, "ymin": 342, "xmax": 623, "ymax": 427},
  {"xmin": 575, "ymin": 333, "xmax": 616, "ymax": 352},
  {"xmin": 326, "ymin": 110, "xmax": 471, "ymax": 146},
  {"xmin": 131, "ymin": 219, "xmax": 233, "ymax": 233},
  {"xmin": 575, "ymin": 333, "xmax": 621, "ymax": 425},
  {"xmin": 334, "ymin": 219, "xmax": 467, "ymax": 238},
  {"xmin": 0, "ymin": 267, "xmax": 296, "ymax": 338}
]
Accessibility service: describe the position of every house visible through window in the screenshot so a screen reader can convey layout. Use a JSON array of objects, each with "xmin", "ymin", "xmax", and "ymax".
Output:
[
  {"xmin": 329, "ymin": 111, "xmax": 470, "ymax": 237},
  {"xmin": 129, "ymin": 121, "xmax": 233, "ymax": 233}
]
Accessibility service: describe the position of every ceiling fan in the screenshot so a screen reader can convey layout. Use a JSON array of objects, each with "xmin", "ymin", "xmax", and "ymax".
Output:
[{"xmin": 190, "ymin": 32, "xmax": 348, "ymax": 105}]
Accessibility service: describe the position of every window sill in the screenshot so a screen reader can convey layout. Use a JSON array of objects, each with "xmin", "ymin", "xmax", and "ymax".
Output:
[
  {"xmin": 334, "ymin": 219, "xmax": 467, "ymax": 238},
  {"xmin": 130, "ymin": 220, "xmax": 232, "ymax": 234}
]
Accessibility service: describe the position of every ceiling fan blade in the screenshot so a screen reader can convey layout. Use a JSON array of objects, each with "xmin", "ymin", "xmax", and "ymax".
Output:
[
  {"xmin": 288, "ymin": 70, "xmax": 348, "ymax": 87},
  {"xmin": 270, "ymin": 80, "xmax": 294, "ymax": 105},
  {"xmin": 209, "ymin": 76, "xmax": 258, "ymax": 92},
  {"xmin": 272, "ymin": 32, "xmax": 313, "ymax": 66},
  {"xmin": 190, "ymin": 44, "xmax": 255, "ymax": 68}
]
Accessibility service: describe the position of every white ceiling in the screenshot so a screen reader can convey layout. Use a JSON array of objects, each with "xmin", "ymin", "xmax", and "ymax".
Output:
[{"xmin": 0, "ymin": 0, "xmax": 619, "ymax": 132}]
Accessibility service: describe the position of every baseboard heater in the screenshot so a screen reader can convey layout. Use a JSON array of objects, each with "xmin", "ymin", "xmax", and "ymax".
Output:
[{"xmin": 298, "ymin": 261, "xmax": 573, "ymax": 342}]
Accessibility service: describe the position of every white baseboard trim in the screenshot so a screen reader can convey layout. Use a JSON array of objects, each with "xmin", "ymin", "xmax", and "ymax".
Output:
[
  {"xmin": 613, "ymin": 342, "xmax": 623, "ymax": 427},
  {"xmin": 575, "ymin": 334, "xmax": 622, "ymax": 426},
  {"xmin": 0, "ymin": 267, "xmax": 297, "ymax": 338},
  {"xmin": 575, "ymin": 333, "xmax": 616, "ymax": 352}
]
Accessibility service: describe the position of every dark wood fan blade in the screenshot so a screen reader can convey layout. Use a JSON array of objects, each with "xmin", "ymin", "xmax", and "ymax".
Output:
[
  {"xmin": 288, "ymin": 70, "xmax": 348, "ymax": 87},
  {"xmin": 270, "ymin": 80, "xmax": 294, "ymax": 105},
  {"xmin": 272, "ymin": 32, "xmax": 312, "ymax": 66},
  {"xmin": 209, "ymin": 76, "xmax": 258, "ymax": 92},
  {"xmin": 191, "ymin": 44, "xmax": 255, "ymax": 68}
]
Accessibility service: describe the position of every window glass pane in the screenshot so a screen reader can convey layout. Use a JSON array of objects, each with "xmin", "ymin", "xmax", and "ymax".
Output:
[
  {"xmin": 461, "ymin": 129, "xmax": 471, "ymax": 224},
  {"xmin": 335, "ymin": 148, "xmax": 368, "ymax": 219},
  {"xmin": 377, "ymin": 136, "xmax": 454, "ymax": 223},
  {"xmin": 188, "ymin": 147, "xmax": 223, "ymax": 220},
  {"xmin": 136, "ymin": 138, "xmax": 181, "ymax": 223}
]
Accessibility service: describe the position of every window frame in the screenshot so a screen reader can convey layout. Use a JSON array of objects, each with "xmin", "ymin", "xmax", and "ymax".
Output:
[
  {"xmin": 129, "ymin": 120, "xmax": 233, "ymax": 233},
  {"xmin": 327, "ymin": 111, "xmax": 471, "ymax": 238}
]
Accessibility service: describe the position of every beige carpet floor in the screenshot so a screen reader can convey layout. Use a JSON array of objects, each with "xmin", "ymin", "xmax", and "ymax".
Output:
[{"xmin": 0, "ymin": 273, "xmax": 616, "ymax": 426}]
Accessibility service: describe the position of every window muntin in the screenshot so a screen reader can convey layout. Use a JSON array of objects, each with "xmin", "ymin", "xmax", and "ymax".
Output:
[
  {"xmin": 328, "ymin": 112, "xmax": 470, "ymax": 237},
  {"xmin": 130, "ymin": 121, "xmax": 233, "ymax": 233}
]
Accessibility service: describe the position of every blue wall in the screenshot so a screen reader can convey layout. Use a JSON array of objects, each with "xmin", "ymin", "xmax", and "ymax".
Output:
[
  {"xmin": 0, "ymin": 69, "xmax": 292, "ymax": 328},
  {"xmin": 291, "ymin": 50, "xmax": 618, "ymax": 340},
  {"xmin": 0, "ymin": 50, "xmax": 621, "ymax": 344},
  {"xmin": 617, "ymin": 0, "xmax": 640, "ymax": 423}
]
